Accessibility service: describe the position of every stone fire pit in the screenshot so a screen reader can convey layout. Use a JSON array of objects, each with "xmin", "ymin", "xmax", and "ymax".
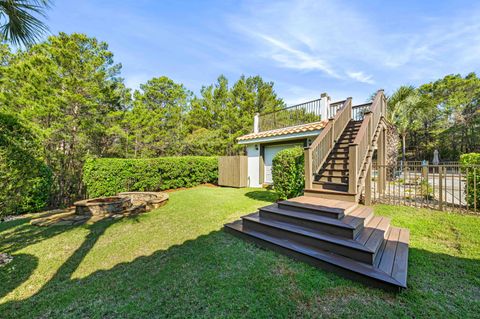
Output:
[
  {"xmin": 118, "ymin": 192, "xmax": 169, "ymax": 210},
  {"xmin": 31, "ymin": 192, "xmax": 169, "ymax": 226},
  {"xmin": 74, "ymin": 196, "xmax": 133, "ymax": 216}
]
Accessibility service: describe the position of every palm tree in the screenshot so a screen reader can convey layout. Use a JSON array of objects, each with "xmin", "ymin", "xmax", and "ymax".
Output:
[
  {"xmin": 0, "ymin": 0, "xmax": 51, "ymax": 46},
  {"xmin": 387, "ymin": 85, "xmax": 421, "ymax": 164}
]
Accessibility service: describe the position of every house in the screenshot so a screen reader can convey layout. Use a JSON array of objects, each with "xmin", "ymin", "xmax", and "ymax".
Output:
[
  {"xmin": 238, "ymin": 93, "xmax": 370, "ymax": 187},
  {"xmin": 226, "ymin": 90, "xmax": 410, "ymax": 291}
]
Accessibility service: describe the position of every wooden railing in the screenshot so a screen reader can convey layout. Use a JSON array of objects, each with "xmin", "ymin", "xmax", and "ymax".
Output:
[
  {"xmin": 327, "ymin": 100, "xmax": 346, "ymax": 119},
  {"xmin": 304, "ymin": 98, "xmax": 352, "ymax": 188},
  {"xmin": 258, "ymin": 98, "xmax": 322, "ymax": 132},
  {"xmin": 329, "ymin": 101, "xmax": 371, "ymax": 121},
  {"xmin": 348, "ymin": 90, "xmax": 386, "ymax": 194},
  {"xmin": 352, "ymin": 103, "xmax": 371, "ymax": 121}
]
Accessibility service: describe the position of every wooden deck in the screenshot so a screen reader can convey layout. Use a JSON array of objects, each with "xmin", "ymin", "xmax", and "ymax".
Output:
[
  {"xmin": 227, "ymin": 92, "xmax": 409, "ymax": 290},
  {"xmin": 224, "ymin": 196, "xmax": 409, "ymax": 291}
]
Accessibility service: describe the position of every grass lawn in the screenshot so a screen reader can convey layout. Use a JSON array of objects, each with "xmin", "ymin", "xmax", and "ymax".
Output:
[{"xmin": 0, "ymin": 186, "xmax": 479, "ymax": 318}]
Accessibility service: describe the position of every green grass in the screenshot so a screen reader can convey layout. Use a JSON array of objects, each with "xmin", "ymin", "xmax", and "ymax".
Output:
[{"xmin": 0, "ymin": 186, "xmax": 479, "ymax": 318}]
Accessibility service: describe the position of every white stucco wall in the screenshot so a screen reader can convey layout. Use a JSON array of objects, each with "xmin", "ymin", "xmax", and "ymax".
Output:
[{"xmin": 246, "ymin": 144, "xmax": 261, "ymax": 187}]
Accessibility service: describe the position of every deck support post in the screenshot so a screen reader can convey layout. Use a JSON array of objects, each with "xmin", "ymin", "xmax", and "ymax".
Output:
[
  {"xmin": 329, "ymin": 118, "xmax": 335, "ymax": 147},
  {"xmin": 348, "ymin": 144, "xmax": 358, "ymax": 194},
  {"xmin": 378, "ymin": 125, "xmax": 386, "ymax": 194},
  {"xmin": 365, "ymin": 162, "xmax": 372, "ymax": 205},
  {"xmin": 304, "ymin": 148, "xmax": 313, "ymax": 189}
]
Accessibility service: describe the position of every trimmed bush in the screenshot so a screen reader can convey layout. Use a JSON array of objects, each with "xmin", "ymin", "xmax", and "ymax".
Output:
[
  {"xmin": 272, "ymin": 147, "xmax": 304, "ymax": 200},
  {"xmin": 460, "ymin": 153, "xmax": 480, "ymax": 208},
  {"xmin": 83, "ymin": 156, "xmax": 218, "ymax": 198},
  {"xmin": 0, "ymin": 112, "xmax": 52, "ymax": 217}
]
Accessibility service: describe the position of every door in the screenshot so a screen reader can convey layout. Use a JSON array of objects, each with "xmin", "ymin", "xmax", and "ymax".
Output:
[{"xmin": 264, "ymin": 143, "xmax": 302, "ymax": 183}]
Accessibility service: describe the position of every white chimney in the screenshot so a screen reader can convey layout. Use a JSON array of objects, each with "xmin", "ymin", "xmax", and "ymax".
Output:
[
  {"xmin": 320, "ymin": 92, "xmax": 330, "ymax": 120},
  {"xmin": 253, "ymin": 113, "xmax": 259, "ymax": 133}
]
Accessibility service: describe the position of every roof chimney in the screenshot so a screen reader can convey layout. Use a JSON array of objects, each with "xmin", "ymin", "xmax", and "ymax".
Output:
[
  {"xmin": 320, "ymin": 92, "xmax": 330, "ymax": 120},
  {"xmin": 253, "ymin": 113, "xmax": 259, "ymax": 133}
]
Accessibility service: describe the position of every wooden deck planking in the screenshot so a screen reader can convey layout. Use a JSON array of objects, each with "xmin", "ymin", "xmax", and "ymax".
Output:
[
  {"xmin": 391, "ymin": 228, "xmax": 410, "ymax": 286},
  {"xmin": 288, "ymin": 196, "xmax": 357, "ymax": 212},
  {"xmin": 378, "ymin": 227, "xmax": 400, "ymax": 274},
  {"xmin": 355, "ymin": 216, "xmax": 381, "ymax": 245},
  {"xmin": 364, "ymin": 217, "xmax": 391, "ymax": 253},
  {"xmin": 225, "ymin": 219, "xmax": 406, "ymax": 290}
]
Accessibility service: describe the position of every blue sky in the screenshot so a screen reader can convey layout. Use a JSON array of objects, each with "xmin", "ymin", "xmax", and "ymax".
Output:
[{"xmin": 48, "ymin": 0, "xmax": 480, "ymax": 104}]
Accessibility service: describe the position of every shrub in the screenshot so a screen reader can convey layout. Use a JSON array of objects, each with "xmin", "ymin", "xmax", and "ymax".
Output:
[
  {"xmin": 0, "ymin": 112, "xmax": 52, "ymax": 217},
  {"xmin": 83, "ymin": 156, "xmax": 218, "ymax": 198},
  {"xmin": 419, "ymin": 180, "xmax": 433, "ymax": 200},
  {"xmin": 460, "ymin": 153, "xmax": 480, "ymax": 208},
  {"xmin": 272, "ymin": 147, "xmax": 304, "ymax": 200}
]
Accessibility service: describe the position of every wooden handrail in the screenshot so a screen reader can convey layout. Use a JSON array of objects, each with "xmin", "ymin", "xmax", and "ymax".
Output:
[
  {"xmin": 310, "ymin": 98, "xmax": 352, "ymax": 149},
  {"xmin": 348, "ymin": 90, "xmax": 386, "ymax": 194},
  {"xmin": 304, "ymin": 98, "xmax": 352, "ymax": 188},
  {"xmin": 309, "ymin": 120, "xmax": 332, "ymax": 151}
]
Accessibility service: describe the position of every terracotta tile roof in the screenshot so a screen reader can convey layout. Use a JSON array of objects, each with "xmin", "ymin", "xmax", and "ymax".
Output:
[{"xmin": 237, "ymin": 121, "xmax": 327, "ymax": 142}]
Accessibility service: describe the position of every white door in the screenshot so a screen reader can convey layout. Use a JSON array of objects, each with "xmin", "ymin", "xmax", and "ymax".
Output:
[{"xmin": 264, "ymin": 144, "xmax": 302, "ymax": 183}]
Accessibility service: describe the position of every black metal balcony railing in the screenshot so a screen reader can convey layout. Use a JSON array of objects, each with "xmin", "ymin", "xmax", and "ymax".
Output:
[
  {"xmin": 258, "ymin": 98, "xmax": 372, "ymax": 132},
  {"xmin": 258, "ymin": 98, "xmax": 322, "ymax": 132}
]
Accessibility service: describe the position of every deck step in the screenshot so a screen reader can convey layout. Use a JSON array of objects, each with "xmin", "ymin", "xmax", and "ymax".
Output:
[
  {"xmin": 317, "ymin": 175, "xmax": 349, "ymax": 184},
  {"xmin": 313, "ymin": 181, "xmax": 349, "ymax": 192},
  {"xmin": 276, "ymin": 197, "xmax": 356, "ymax": 218},
  {"xmin": 304, "ymin": 188, "xmax": 357, "ymax": 202},
  {"xmin": 329, "ymin": 154, "xmax": 349, "ymax": 159},
  {"xmin": 259, "ymin": 204, "xmax": 359, "ymax": 238},
  {"xmin": 224, "ymin": 219, "xmax": 408, "ymax": 290},
  {"xmin": 242, "ymin": 213, "xmax": 377, "ymax": 263},
  {"xmin": 319, "ymin": 168, "xmax": 349, "ymax": 174},
  {"xmin": 342, "ymin": 206, "xmax": 374, "ymax": 234},
  {"xmin": 321, "ymin": 162, "xmax": 349, "ymax": 170}
]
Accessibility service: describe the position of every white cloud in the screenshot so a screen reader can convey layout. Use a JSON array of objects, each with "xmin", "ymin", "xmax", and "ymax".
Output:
[
  {"xmin": 227, "ymin": 0, "xmax": 480, "ymax": 88},
  {"xmin": 346, "ymin": 71, "xmax": 374, "ymax": 84},
  {"xmin": 227, "ymin": 0, "xmax": 380, "ymax": 83},
  {"xmin": 251, "ymin": 33, "xmax": 339, "ymax": 77}
]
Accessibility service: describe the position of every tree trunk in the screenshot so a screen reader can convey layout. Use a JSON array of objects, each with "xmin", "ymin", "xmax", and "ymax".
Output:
[{"xmin": 385, "ymin": 122, "xmax": 399, "ymax": 180}]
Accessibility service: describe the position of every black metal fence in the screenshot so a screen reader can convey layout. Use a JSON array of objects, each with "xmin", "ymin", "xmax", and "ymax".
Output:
[{"xmin": 371, "ymin": 161, "xmax": 480, "ymax": 213}]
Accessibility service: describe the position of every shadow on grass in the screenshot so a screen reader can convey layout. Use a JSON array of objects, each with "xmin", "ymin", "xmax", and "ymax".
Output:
[
  {"xmin": 0, "ymin": 226, "xmax": 479, "ymax": 318},
  {"xmin": 0, "ymin": 253, "xmax": 38, "ymax": 299},
  {"xmin": 244, "ymin": 190, "xmax": 279, "ymax": 203},
  {"xmin": 0, "ymin": 221, "xmax": 71, "ymax": 254},
  {"xmin": 0, "ymin": 212, "xmax": 129, "ymax": 305},
  {"xmin": 0, "ymin": 218, "xmax": 30, "ymax": 233}
]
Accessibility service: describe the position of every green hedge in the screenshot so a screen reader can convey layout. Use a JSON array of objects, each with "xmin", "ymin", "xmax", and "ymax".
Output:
[
  {"xmin": 83, "ymin": 156, "xmax": 218, "ymax": 198},
  {"xmin": 460, "ymin": 153, "xmax": 480, "ymax": 208},
  {"xmin": 272, "ymin": 147, "xmax": 304, "ymax": 200},
  {"xmin": 0, "ymin": 112, "xmax": 52, "ymax": 217}
]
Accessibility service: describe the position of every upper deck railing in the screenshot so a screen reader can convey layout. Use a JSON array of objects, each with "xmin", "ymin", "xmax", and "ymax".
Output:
[
  {"xmin": 258, "ymin": 98, "xmax": 322, "ymax": 132},
  {"xmin": 258, "ymin": 98, "xmax": 370, "ymax": 133}
]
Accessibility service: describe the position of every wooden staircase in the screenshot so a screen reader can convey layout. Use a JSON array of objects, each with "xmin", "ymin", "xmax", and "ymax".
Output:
[
  {"xmin": 313, "ymin": 120, "xmax": 362, "ymax": 192},
  {"xmin": 225, "ymin": 90, "xmax": 410, "ymax": 290}
]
